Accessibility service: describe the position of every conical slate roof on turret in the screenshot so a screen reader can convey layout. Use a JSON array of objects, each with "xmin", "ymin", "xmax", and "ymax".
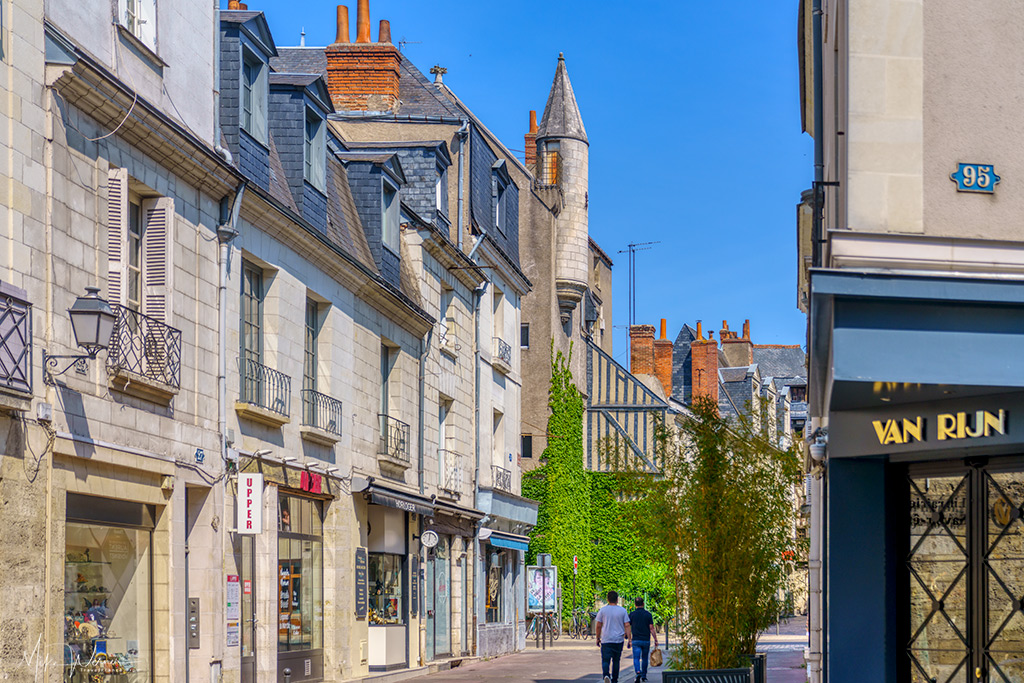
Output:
[{"xmin": 537, "ymin": 53, "xmax": 588, "ymax": 145}]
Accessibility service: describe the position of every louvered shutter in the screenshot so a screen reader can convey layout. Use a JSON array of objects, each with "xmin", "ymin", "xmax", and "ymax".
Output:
[
  {"xmin": 106, "ymin": 168, "xmax": 129, "ymax": 307},
  {"xmin": 141, "ymin": 197, "xmax": 174, "ymax": 324}
]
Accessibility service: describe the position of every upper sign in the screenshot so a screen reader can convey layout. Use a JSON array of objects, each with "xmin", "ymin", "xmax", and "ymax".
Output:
[
  {"xmin": 237, "ymin": 473, "xmax": 263, "ymax": 534},
  {"xmin": 951, "ymin": 163, "xmax": 1000, "ymax": 193}
]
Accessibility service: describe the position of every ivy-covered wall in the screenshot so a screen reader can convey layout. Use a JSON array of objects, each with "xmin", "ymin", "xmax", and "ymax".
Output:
[{"xmin": 524, "ymin": 346, "xmax": 672, "ymax": 620}]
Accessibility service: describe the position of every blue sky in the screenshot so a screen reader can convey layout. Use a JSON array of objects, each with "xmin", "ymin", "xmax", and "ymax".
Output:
[{"xmin": 245, "ymin": 0, "xmax": 812, "ymax": 361}]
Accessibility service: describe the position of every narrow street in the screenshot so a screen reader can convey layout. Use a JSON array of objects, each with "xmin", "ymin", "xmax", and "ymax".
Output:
[{"xmin": 411, "ymin": 619, "xmax": 809, "ymax": 683}]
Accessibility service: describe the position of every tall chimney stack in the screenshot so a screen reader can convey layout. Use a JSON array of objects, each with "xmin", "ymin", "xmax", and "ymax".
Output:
[
  {"xmin": 654, "ymin": 318, "xmax": 673, "ymax": 397},
  {"xmin": 333, "ymin": 5, "xmax": 350, "ymax": 44},
  {"xmin": 721, "ymin": 317, "xmax": 754, "ymax": 367},
  {"xmin": 630, "ymin": 325, "xmax": 656, "ymax": 376},
  {"xmin": 525, "ymin": 110, "xmax": 539, "ymax": 168},
  {"xmin": 691, "ymin": 324, "xmax": 719, "ymax": 405},
  {"xmin": 324, "ymin": 1, "xmax": 401, "ymax": 111}
]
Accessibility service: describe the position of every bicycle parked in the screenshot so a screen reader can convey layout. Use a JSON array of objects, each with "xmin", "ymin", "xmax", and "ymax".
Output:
[
  {"xmin": 526, "ymin": 611, "xmax": 561, "ymax": 640},
  {"xmin": 567, "ymin": 607, "xmax": 591, "ymax": 639}
]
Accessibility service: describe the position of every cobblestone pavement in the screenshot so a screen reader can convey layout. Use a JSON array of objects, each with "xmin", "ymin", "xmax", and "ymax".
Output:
[{"xmin": 412, "ymin": 618, "xmax": 809, "ymax": 683}]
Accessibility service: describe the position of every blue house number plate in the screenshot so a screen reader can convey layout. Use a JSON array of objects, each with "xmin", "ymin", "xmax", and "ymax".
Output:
[{"xmin": 950, "ymin": 163, "xmax": 1000, "ymax": 193}]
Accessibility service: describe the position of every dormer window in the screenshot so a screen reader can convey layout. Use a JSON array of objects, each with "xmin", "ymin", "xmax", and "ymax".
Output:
[
  {"xmin": 435, "ymin": 165, "xmax": 448, "ymax": 219},
  {"xmin": 491, "ymin": 161, "xmax": 511, "ymax": 236},
  {"xmin": 241, "ymin": 49, "xmax": 267, "ymax": 143},
  {"xmin": 303, "ymin": 108, "xmax": 326, "ymax": 191},
  {"xmin": 382, "ymin": 179, "xmax": 400, "ymax": 254}
]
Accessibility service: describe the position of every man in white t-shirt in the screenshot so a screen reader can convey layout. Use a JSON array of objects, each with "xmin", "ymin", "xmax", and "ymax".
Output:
[{"xmin": 594, "ymin": 590, "xmax": 631, "ymax": 683}]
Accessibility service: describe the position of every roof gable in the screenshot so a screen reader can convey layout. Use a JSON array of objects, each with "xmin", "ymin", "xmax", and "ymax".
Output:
[{"xmin": 222, "ymin": 10, "xmax": 277, "ymax": 58}]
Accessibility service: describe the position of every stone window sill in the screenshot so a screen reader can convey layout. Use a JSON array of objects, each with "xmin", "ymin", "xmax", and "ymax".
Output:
[
  {"xmin": 235, "ymin": 401, "xmax": 289, "ymax": 429},
  {"xmin": 115, "ymin": 24, "xmax": 167, "ymax": 69},
  {"xmin": 109, "ymin": 369, "xmax": 178, "ymax": 404},
  {"xmin": 300, "ymin": 425, "xmax": 341, "ymax": 447}
]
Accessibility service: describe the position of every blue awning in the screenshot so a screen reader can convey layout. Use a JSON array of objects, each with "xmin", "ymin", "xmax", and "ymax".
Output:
[{"xmin": 487, "ymin": 533, "xmax": 529, "ymax": 552}]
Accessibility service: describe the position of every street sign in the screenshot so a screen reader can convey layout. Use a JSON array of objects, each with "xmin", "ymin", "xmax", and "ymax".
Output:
[{"xmin": 573, "ymin": 555, "xmax": 578, "ymax": 575}]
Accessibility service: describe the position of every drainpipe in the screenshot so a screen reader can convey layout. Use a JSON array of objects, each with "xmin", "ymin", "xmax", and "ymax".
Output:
[
  {"xmin": 456, "ymin": 120, "xmax": 469, "ymax": 250},
  {"xmin": 213, "ymin": 0, "xmax": 232, "ymax": 164},
  {"xmin": 811, "ymin": 0, "xmax": 824, "ymax": 268},
  {"xmin": 472, "ymin": 280, "xmax": 488, "ymax": 654},
  {"xmin": 417, "ymin": 329, "xmax": 432, "ymax": 495},
  {"xmin": 218, "ymin": 185, "xmax": 244, "ymax": 468}
]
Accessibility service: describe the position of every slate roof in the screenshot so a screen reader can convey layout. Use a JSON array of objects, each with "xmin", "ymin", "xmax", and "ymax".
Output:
[
  {"xmin": 270, "ymin": 47, "xmax": 327, "ymax": 76},
  {"xmin": 753, "ymin": 345, "xmax": 806, "ymax": 379},
  {"xmin": 537, "ymin": 53, "xmax": 588, "ymax": 144},
  {"xmin": 269, "ymin": 72, "xmax": 322, "ymax": 87},
  {"xmin": 221, "ymin": 10, "xmax": 263, "ymax": 24},
  {"xmin": 270, "ymin": 48, "xmax": 461, "ymax": 118},
  {"xmin": 267, "ymin": 133, "xmax": 298, "ymax": 213},
  {"xmin": 719, "ymin": 366, "xmax": 752, "ymax": 383},
  {"xmin": 325, "ymin": 160, "xmax": 377, "ymax": 273}
]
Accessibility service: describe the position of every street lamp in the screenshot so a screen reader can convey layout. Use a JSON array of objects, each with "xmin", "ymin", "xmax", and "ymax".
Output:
[{"xmin": 43, "ymin": 286, "xmax": 117, "ymax": 384}]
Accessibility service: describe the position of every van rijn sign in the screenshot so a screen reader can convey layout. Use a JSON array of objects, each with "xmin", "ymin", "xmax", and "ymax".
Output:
[
  {"xmin": 238, "ymin": 473, "xmax": 263, "ymax": 534},
  {"xmin": 872, "ymin": 410, "xmax": 1007, "ymax": 445}
]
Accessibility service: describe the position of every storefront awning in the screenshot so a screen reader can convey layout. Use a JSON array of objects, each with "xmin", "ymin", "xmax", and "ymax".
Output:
[
  {"xmin": 356, "ymin": 479, "xmax": 435, "ymax": 517},
  {"xmin": 486, "ymin": 531, "xmax": 530, "ymax": 552}
]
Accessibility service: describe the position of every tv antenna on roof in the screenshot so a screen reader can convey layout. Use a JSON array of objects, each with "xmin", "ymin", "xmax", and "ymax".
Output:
[
  {"xmin": 618, "ymin": 241, "xmax": 660, "ymax": 329},
  {"xmin": 398, "ymin": 37, "xmax": 421, "ymax": 52}
]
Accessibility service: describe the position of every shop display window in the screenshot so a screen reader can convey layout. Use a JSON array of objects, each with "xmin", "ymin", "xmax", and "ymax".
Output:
[
  {"xmin": 64, "ymin": 522, "xmax": 152, "ymax": 682},
  {"xmin": 368, "ymin": 553, "xmax": 405, "ymax": 624},
  {"xmin": 485, "ymin": 546, "xmax": 506, "ymax": 623},
  {"xmin": 278, "ymin": 495, "xmax": 323, "ymax": 652}
]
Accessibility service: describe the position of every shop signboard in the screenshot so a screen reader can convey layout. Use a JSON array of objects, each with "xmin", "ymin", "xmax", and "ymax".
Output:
[
  {"xmin": 526, "ymin": 565, "xmax": 557, "ymax": 613},
  {"xmin": 355, "ymin": 547, "xmax": 368, "ymax": 619},
  {"xmin": 226, "ymin": 575, "xmax": 241, "ymax": 647},
  {"xmin": 830, "ymin": 392, "xmax": 1024, "ymax": 458},
  {"xmin": 237, "ymin": 473, "xmax": 263, "ymax": 534}
]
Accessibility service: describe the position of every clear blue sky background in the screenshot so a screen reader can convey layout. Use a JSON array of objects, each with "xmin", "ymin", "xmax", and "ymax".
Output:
[{"xmin": 244, "ymin": 0, "xmax": 813, "ymax": 361}]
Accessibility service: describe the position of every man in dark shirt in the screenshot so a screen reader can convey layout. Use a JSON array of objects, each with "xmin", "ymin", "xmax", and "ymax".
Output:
[{"xmin": 627, "ymin": 597, "xmax": 658, "ymax": 682}]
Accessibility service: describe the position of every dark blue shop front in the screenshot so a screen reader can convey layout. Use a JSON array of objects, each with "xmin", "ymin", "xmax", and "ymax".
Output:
[{"xmin": 810, "ymin": 272, "xmax": 1024, "ymax": 683}]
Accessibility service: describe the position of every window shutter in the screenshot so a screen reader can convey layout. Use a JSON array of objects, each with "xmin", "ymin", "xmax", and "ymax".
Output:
[
  {"xmin": 141, "ymin": 197, "xmax": 174, "ymax": 324},
  {"xmin": 106, "ymin": 168, "xmax": 129, "ymax": 307},
  {"xmin": 138, "ymin": 0, "xmax": 157, "ymax": 51},
  {"xmin": 253, "ymin": 65, "xmax": 268, "ymax": 144}
]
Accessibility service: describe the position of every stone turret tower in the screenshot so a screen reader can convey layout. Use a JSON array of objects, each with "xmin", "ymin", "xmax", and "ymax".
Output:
[{"xmin": 536, "ymin": 53, "xmax": 589, "ymax": 328}]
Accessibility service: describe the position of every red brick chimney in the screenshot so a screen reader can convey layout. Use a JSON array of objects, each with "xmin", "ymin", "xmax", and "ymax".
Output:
[
  {"xmin": 525, "ymin": 111, "xmax": 538, "ymax": 167},
  {"xmin": 324, "ymin": 2, "xmax": 401, "ymax": 112},
  {"xmin": 630, "ymin": 325, "xmax": 656, "ymax": 376},
  {"xmin": 654, "ymin": 318, "xmax": 673, "ymax": 396},
  {"xmin": 691, "ymin": 325, "xmax": 719, "ymax": 404},
  {"xmin": 721, "ymin": 318, "xmax": 753, "ymax": 367}
]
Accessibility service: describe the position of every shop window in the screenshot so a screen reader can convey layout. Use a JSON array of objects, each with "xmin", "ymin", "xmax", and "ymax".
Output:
[
  {"xmin": 368, "ymin": 553, "xmax": 405, "ymax": 624},
  {"xmin": 64, "ymin": 494, "xmax": 154, "ymax": 680},
  {"xmin": 278, "ymin": 495, "xmax": 323, "ymax": 652},
  {"xmin": 485, "ymin": 547, "xmax": 506, "ymax": 623}
]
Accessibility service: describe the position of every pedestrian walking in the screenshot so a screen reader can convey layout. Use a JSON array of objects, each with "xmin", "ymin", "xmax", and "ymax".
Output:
[
  {"xmin": 628, "ymin": 597, "xmax": 658, "ymax": 682},
  {"xmin": 595, "ymin": 590, "xmax": 631, "ymax": 683}
]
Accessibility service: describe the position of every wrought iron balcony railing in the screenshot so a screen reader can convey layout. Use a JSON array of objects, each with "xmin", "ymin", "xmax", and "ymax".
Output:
[
  {"xmin": 493, "ymin": 337, "xmax": 512, "ymax": 367},
  {"xmin": 492, "ymin": 464, "xmax": 512, "ymax": 492},
  {"xmin": 0, "ymin": 285, "xmax": 32, "ymax": 395},
  {"xmin": 240, "ymin": 357, "xmax": 291, "ymax": 417},
  {"xmin": 106, "ymin": 304, "xmax": 181, "ymax": 388},
  {"xmin": 439, "ymin": 450, "xmax": 463, "ymax": 496},
  {"xmin": 302, "ymin": 389, "xmax": 342, "ymax": 436},
  {"xmin": 379, "ymin": 414, "xmax": 410, "ymax": 463}
]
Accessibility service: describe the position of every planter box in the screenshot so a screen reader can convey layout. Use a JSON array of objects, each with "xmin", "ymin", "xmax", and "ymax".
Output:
[
  {"xmin": 743, "ymin": 653, "xmax": 767, "ymax": 683},
  {"xmin": 663, "ymin": 668, "xmax": 752, "ymax": 683}
]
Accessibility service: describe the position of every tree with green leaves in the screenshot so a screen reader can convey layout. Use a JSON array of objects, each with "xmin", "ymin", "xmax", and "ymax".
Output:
[{"xmin": 628, "ymin": 395, "xmax": 803, "ymax": 669}]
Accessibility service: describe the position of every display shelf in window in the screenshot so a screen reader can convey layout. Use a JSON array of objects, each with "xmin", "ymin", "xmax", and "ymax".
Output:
[{"xmin": 368, "ymin": 553, "xmax": 405, "ymax": 625}]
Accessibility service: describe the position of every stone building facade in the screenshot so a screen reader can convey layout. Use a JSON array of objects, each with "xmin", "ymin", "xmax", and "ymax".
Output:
[{"xmin": 799, "ymin": 1, "xmax": 1024, "ymax": 681}]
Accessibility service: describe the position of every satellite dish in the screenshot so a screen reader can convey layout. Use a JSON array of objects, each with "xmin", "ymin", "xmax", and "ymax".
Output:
[{"xmin": 421, "ymin": 530, "xmax": 439, "ymax": 549}]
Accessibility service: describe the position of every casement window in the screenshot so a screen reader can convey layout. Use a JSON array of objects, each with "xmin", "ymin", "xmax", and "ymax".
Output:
[
  {"xmin": 107, "ymin": 168, "xmax": 174, "ymax": 324},
  {"xmin": 241, "ymin": 49, "xmax": 268, "ymax": 143},
  {"xmin": 118, "ymin": 0, "xmax": 157, "ymax": 52},
  {"xmin": 435, "ymin": 166, "xmax": 448, "ymax": 218},
  {"xmin": 303, "ymin": 109, "xmax": 326, "ymax": 191},
  {"xmin": 381, "ymin": 179, "xmax": 400, "ymax": 254},
  {"xmin": 303, "ymin": 298, "xmax": 318, "ymax": 396},
  {"xmin": 521, "ymin": 434, "xmax": 533, "ymax": 459},
  {"xmin": 520, "ymin": 323, "xmax": 529, "ymax": 349},
  {"xmin": 541, "ymin": 141, "xmax": 560, "ymax": 185},
  {"xmin": 492, "ymin": 173, "xmax": 509, "ymax": 235}
]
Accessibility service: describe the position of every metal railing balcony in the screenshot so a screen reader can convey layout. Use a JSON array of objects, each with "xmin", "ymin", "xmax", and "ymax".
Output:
[
  {"xmin": 240, "ymin": 357, "xmax": 291, "ymax": 417},
  {"xmin": 379, "ymin": 414, "xmax": 410, "ymax": 463},
  {"xmin": 302, "ymin": 389, "xmax": 343, "ymax": 436},
  {"xmin": 439, "ymin": 450, "xmax": 463, "ymax": 496},
  {"xmin": 107, "ymin": 304, "xmax": 182, "ymax": 388},
  {"xmin": 493, "ymin": 337, "xmax": 512, "ymax": 367},
  {"xmin": 492, "ymin": 464, "xmax": 512, "ymax": 492},
  {"xmin": 0, "ymin": 285, "xmax": 32, "ymax": 394}
]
